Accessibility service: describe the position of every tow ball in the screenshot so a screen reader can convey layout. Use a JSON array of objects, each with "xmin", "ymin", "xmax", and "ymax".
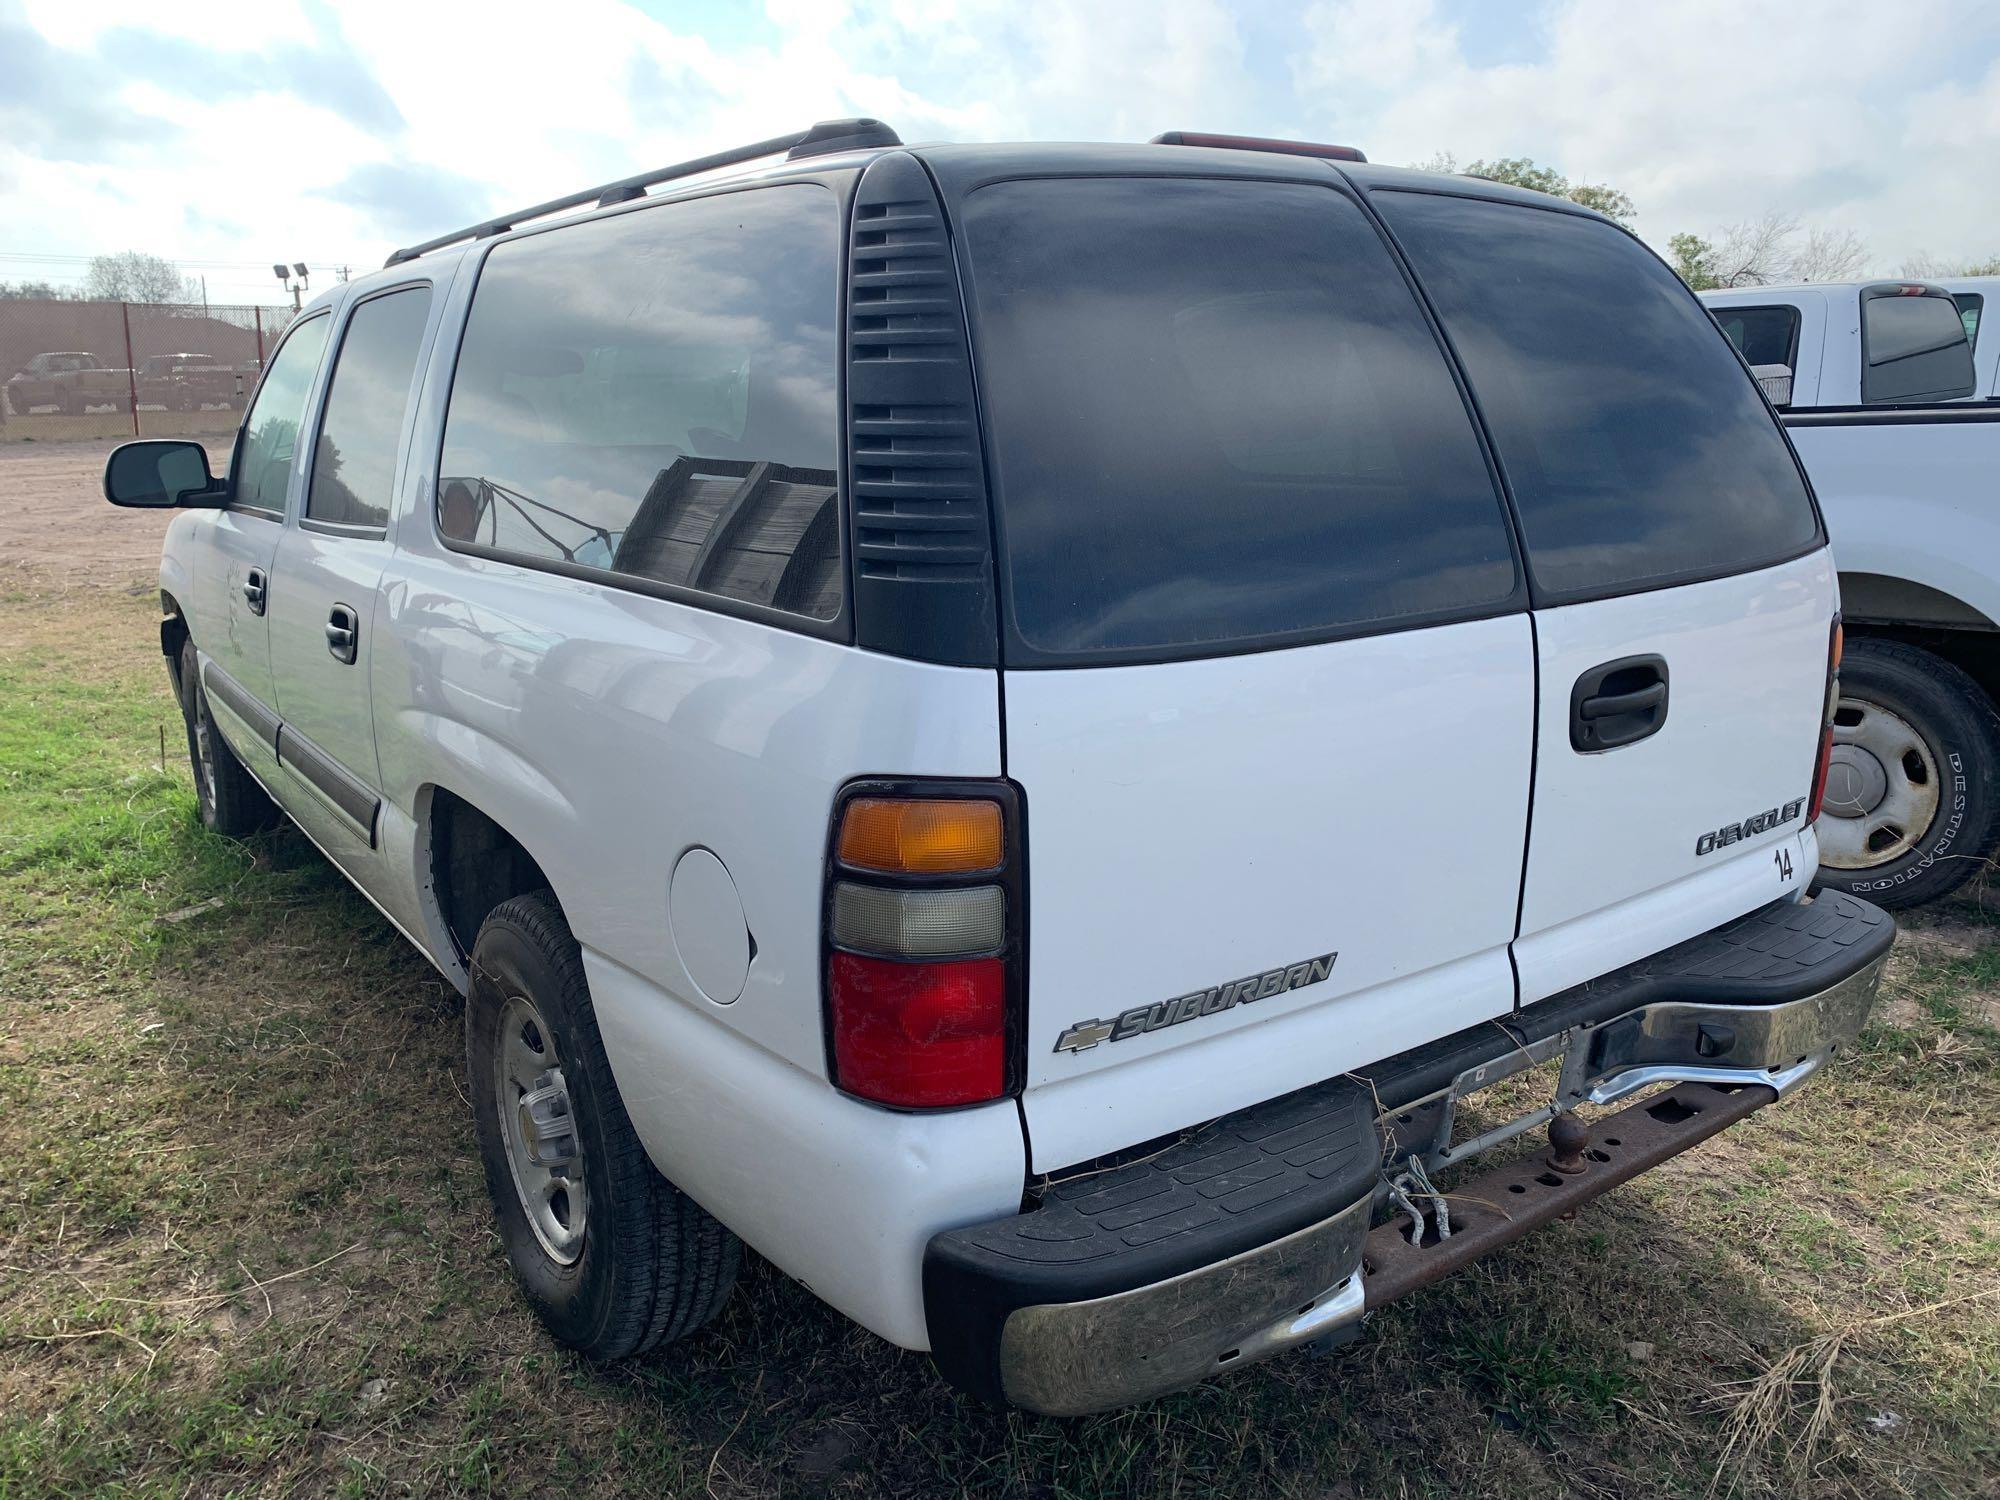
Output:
[{"xmin": 1546, "ymin": 1111, "xmax": 1590, "ymax": 1175}]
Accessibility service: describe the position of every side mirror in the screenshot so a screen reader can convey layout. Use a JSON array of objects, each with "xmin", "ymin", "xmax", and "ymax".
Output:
[
  {"xmin": 1750, "ymin": 363, "xmax": 1793, "ymax": 408},
  {"xmin": 103, "ymin": 440, "xmax": 222, "ymax": 509}
]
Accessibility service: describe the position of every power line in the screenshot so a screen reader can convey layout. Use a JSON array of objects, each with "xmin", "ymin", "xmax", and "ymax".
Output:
[{"xmin": 0, "ymin": 252, "xmax": 367, "ymax": 273}]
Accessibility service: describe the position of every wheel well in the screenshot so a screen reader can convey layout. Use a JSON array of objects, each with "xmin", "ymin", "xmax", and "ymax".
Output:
[
  {"xmin": 1846, "ymin": 622, "xmax": 2000, "ymax": 710},
  {"xmin": 428, "ymin": 789, "xmax": 554, "ymax": 965}
]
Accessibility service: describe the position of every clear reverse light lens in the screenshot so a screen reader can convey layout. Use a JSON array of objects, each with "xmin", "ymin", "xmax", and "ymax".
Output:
[{"xmin": 830, "ymin": 882, "xmax": 1005, "ymax": 958}]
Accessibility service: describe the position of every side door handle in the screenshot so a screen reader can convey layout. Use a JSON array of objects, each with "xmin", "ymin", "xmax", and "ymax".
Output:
[
  {"xmin": 324, "ymin": 602, "xmax": 360, "ymax": 665},
  {"xmin": 1571, "ymin": 654, "xmax": 1669, "ymax": 752},
  {"xmin": 242, "ymin": 568, "xmax": 267, "ymax": 616}
]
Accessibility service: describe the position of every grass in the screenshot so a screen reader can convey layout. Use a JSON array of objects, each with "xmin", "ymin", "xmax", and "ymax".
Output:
[{"xmin": 1, "ymin": 573, "xmax": 1997, "ymax": 1497}]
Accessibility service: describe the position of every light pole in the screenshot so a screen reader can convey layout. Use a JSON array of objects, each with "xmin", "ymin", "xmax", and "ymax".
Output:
[{"xmin": 272, "ymin": 261, "xmax": 310, "ymax": 312}]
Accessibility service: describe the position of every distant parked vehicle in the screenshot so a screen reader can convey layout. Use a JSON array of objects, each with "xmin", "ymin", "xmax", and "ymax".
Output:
[
  {"xmin": 136, "ymin": 352, "xmax": 243, "ymax": 411},
  {"xmin": 4, "ymin": 350, "xmax": 134, "ymax": 414},
  {"xmin": 1706, "ymin": 277, "xmax": 2000, "ymax": 907}
]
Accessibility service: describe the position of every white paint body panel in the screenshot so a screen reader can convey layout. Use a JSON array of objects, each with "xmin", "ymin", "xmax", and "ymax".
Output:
[
  {"xmin": 267, "ymin": 530, "xmax": 390, "ymax": 865},
  {"xmin": 1007, "ymin": 614, "xmax": 1535, "ymax": 1172},
  {"xmin": 1514, "ymin": 551, "xmax": 1836, "ymax": 1003},
  {"xmin": 584, "ymin": 951, "xmax": 1025, "ymax": 1348},
  {"xmin": 1786, "ymin": 421, "xmax": 2000, "ymax": 628}
]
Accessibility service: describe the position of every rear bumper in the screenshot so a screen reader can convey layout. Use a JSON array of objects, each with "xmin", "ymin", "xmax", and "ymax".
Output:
[{"xmin": 925, "ymin": 893, "xmax": 1892, "ymax": 1414}]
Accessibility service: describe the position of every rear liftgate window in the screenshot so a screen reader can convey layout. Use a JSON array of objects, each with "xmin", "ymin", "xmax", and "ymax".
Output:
[
  {"xmin": 437, "ymin": 185, "xmax": 844, "ymax": 621},
  {"xmin": 958, "ymin": 177, "xmax": 1519, "ymax": 663},
  {"xmin": 1375, "ymin": 192, "xmax": 1820, "ymax": 601}
]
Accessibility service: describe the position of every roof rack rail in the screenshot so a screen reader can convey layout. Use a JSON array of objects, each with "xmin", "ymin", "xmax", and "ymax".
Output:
[{"xmin": 383, "ymin": 117, "xmax": 900, "ymax": 267}]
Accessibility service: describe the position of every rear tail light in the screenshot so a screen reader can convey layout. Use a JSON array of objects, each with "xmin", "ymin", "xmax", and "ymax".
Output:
[
  {"xmin": 825, "ymin": 784, "xmax": 1023, "ymax": 1109},
  {"xmin": 1808, "ymin": 615, "xmax": 1843, "ymax": 822}
]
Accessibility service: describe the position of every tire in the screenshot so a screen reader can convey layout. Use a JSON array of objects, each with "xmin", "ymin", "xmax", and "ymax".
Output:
[
  {"xmin": 177, "ymin": 639, "xmax": 281, "ymax": 838},
  {"xmin": 1811, "ymin": 638, "xmax": 2000, "ymax": 909},
  {"xmin": 466, "ymin": 892, "xmax": 739, "ymax": 1359}
]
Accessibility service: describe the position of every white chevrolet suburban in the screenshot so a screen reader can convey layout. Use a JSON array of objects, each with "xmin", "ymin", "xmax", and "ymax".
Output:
[
  {"xmin": 104, "ymin": 121, "xmax": 1892, "ymax": 1414},
  {"xmin": 1704, "ymin": 279, "xmax": 2000, "ymax": 908}
]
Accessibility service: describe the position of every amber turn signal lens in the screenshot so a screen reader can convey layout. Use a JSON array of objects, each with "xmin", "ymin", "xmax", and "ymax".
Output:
[{"xmin": 837, "ymin": 798, "xmax": 1004, "ymax": 874}]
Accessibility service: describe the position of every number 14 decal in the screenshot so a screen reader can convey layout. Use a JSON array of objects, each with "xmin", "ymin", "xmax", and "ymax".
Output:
[{"xmin": 1774, "ymin": 847, "xmax": 1795, "ymax": 881}]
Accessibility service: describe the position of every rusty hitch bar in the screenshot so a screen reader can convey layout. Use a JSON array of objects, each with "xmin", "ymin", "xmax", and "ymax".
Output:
[{"xmin": 1361, "ymin": 1079, "xmax": 1773, "ymax": 1308}]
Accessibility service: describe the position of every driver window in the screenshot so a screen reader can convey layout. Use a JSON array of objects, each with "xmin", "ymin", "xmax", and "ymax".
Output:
[{"xmin": 234, "ymin": 314, "xmax": 331, "ymax": 516}]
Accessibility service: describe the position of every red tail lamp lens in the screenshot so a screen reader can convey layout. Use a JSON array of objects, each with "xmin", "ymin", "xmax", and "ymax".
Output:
[
  {"xmin": 1809, "ymin": 615, "xmax": 1843, "ymax": 823},
  {"xmin": 1808, "ymin": 725, "xmax": 1836, "ymax": 822},
  {"xmin": 828, "ymin": 953, "xmax": 1005, "ymax": 1108}
]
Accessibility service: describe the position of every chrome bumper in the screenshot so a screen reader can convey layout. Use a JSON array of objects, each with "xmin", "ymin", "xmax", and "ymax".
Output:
[{"xmin": 957, "ymin": 954, "xmax": 1884, "ymax": 1416}]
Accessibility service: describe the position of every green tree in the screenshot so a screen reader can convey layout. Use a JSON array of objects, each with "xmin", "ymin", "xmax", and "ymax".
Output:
[
  {"xmin": 1414, "ymin": 153, "xmax": 1636, "ymax": 225},
  {"xmin": 1669, "ymin": 232, "xmax": 1722, "ymax": 290}
]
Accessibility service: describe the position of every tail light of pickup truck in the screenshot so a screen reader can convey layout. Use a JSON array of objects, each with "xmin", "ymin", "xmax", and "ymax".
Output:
[
  {"xmin": 1808, "ymin": 615, "xmax": 1844, "ymax": 821},
  {"xmin": 824, "ymin": 784, "xmax": 1024, "ymax": 1109}
]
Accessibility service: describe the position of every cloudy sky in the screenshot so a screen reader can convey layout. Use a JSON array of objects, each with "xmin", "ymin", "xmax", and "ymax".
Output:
[{"xmin": 3, "ymin": 0, "xmax": 1997, "ymax": 304}]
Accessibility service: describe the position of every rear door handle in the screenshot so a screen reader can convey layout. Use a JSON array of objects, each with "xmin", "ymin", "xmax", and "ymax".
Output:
[
  {"xmin": 1570, "ymin": 655, "xmax": 1668, "ymax": 752},
  {"xmin": 1579, "ymin": 682, "xmax": 1666, "ymax": 720},
  {"xmin": 325, "ymin": 603, "xmax": 360, "ymax": 665},
  {"xmin": 242, "ymin": 568, "xmax": 267, "ymax": 616}
]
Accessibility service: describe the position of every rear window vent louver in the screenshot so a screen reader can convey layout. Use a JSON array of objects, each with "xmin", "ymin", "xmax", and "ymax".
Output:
[{"xmin": 846, "ymin": 152, "xmax": 998, "ymax": 667}]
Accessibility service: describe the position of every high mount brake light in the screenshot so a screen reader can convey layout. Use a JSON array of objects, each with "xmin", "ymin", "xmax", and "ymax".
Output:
[
  {"xmin": 1808, "ymin": 616, "xmax": 1843, "ymax": 823},
  {"xmin": 825, "ymin": 785, "xmax": 1023, "ymax": 1109},
  {"xmin": 1150, "ymin": 130, "xmax": 1368, "ymax": 163}
]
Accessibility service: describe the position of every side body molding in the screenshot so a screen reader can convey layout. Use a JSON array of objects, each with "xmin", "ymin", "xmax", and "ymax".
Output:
[{"xmin": 200, "ymin": 656, "xmax": 380, "ymax": 845}]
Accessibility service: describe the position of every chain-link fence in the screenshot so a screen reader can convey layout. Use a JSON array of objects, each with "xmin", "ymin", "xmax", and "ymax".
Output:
[{"xmin": 1, "ymin": 299, "xmax": 298, "ymax": 442}]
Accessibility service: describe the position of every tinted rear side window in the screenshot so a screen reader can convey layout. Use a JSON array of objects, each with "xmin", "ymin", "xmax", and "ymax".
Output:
[
  {"xmin": 438, "ymin": 185, "xmax": 843, "ymax": 622},
  {"xmin": 1861, "ymin": 290, "xmax": 1976, "ymax": 404},
  {"xmin": 308, "ymin": 286, "xmax": 432, "ymax": 530},
  {"xmin": 959, "ymin": 177, "xmax": 1517, "ymax": 662},
  {"xmin": 1954, "ymin": 292, "xmax": 1982, "ymax": 348},
  {"xmin": 1710, "ymin": 304, "xmax": 1799, "ymax": 369},
  {"xmin": 1376, "ymin": 192, "xmax": 1819, "ymax": 600}
]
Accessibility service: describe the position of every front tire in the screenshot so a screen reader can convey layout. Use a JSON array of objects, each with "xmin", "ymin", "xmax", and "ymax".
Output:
[
  {"xmin": 177, "ymin": 639, "xmax": 280, "ymax": 838},
  {"xmin": 1812, "ymin": 639, "xmax": 2000, "ymax": 909},
  {"xmin": 466, "ymin": 892, "xmax": 739, "ymax": 1359}
]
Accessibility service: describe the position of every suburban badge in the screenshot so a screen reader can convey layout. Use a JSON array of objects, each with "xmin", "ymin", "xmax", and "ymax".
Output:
[{"xmin": 1053, "ymin": 952, "xmax": 1337, "ymax": 1054}]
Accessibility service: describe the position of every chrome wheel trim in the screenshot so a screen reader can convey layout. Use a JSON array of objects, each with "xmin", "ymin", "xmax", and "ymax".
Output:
[
  {"xmin": 494, "ymin": 993, "xmax": 587, "ymax": 1265},
  {"xmin": 192, "ymin": 692, "xmax": 219, "ymax": 812},
  {"xmin": 1817, "ymin": 696, "xmax": 1941, "ymax": 871}
]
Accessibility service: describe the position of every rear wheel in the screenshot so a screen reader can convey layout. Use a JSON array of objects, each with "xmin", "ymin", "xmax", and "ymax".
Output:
[
  {"xmin": 466, "ymin": 892, "xmax": 739, "ymax": 1359},
  {"xmin": 1812, "ymin": 638, "xmax": 2000, "ymax": 909},
  {"xmin": 177, "ymin": 639, "xmax": 280, "ymax": 838}
]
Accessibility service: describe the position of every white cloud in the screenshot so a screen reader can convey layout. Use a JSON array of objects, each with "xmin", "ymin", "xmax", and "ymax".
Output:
[
  {"xmin": 3, "ymin": 0, "xmax": 1997, "ymax": 300},
  {"xmin": 1295, "ymin": 0, "xmax": 2000, "ymax": 264}
]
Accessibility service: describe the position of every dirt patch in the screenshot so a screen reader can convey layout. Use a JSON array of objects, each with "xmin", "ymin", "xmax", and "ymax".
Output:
[{"xmin": 0, "ymin": 438, "xmax": 226, "ymax": 580}]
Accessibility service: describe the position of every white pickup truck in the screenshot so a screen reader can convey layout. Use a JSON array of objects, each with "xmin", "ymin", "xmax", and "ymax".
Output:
[
  {"xmin": 99, "ymin": 121, "xmax": 1892, "ymax": 1414},
  {"xmin": 1706, "ymin": 279, "xmax": 2000, "ymax": 907}
]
